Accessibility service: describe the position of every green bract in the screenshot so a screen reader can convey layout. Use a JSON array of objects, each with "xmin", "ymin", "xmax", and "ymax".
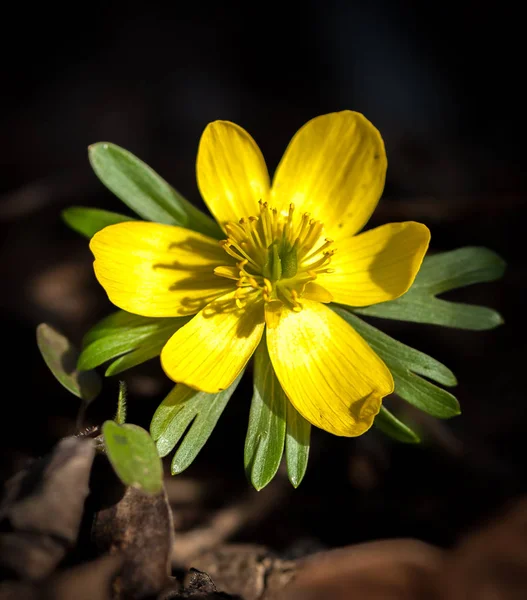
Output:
[
  {"xmin": 374, "ymin": 406, "xmax": 420, "ymax": 444},
  {"xmin": 355, "ymin": 247, "xmax": 505, "ymax": 330},
  {"xmin": 78, "ymin": 310, "xmax": 190, "ymax": 376},
  {"xmin": 244, "ymin": 341, "xmax": 311, "ymax": 490},
  {"xmin": 151, "ymin": 373, "xmax": 243, "ymax": 475},
  {"xmin": 88, "ymin": 142, "xmax": 222, "ymax": 239},
  {"xmin": 333, "ymin": 308, "xmax": 460, "ymax": 419},
  {"xmin": 245, "ymin": 342, "xmax": 287, "ymax": 490},
  {"xmin": 62, "ymin": 206, "xmax": 134, "ymax": 238}
]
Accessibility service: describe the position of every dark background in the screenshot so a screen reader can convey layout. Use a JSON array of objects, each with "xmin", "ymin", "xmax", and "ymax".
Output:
[{"xmin": 1, "ymin": 0, "xmax": 525, "ymax": 553}]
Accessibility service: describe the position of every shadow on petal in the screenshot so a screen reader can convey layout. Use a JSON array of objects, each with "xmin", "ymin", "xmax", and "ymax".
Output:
[
  {"xmin": 169, "ymin": 237, "xmax": 227, "ymax": 261},
  {"xmin": 348, "ymin": 391, "xmax": 382, "ymax": 423}
]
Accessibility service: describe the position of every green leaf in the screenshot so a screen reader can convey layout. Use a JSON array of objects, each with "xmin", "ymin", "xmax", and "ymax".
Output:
[
  {"xmin": 406, "ymin": 246, "xmax": 506, "ymax": 293},
  {"xmin": 88, "ymin": 142, "xmax": 222, "ymax": 238},
  {"xmin": 78, "ymin": 311, "xmax": 190, "ymax": 376},
  {"xmin": 355, "ymin": 247, "xmax": 506, "ymax": 330},
  {"xmin": 102, "ymin": 421, "xmax": 163, "ymax": 494},
  {"xmin": 37, "ymin": 323, "xmax": 101, "ymax": 403},
  {"xmin": 151, "ymin": 373, "xmax": 243, "ymax": 475},
  {"xmin": 244, "ymin": 342, "xmax": 287, "ymax": 490},
  {"xmin": 115, "ymin": 381, "xmax": 127, "ymax": 425},
  {"xmin": 285, "ymin": 402, "xmax": 311, "ymax": 488},
  {"xmin": 62, "ymin": 206, "xmax": 134, "ymax": 238},
  {"xmin": 358, "ymin": 298, "xmax": 503, "ymax": 330},
  {"xmin": 390, "ymin": 369, "xmax": 460, "ymax": 418},
  {"xmin": 333, "ymin": 307, "xmax": 460, "ymax": 419},
  {"xmin": 105, "ymin": 351, "xmax": 162, "ymax": 377},
  {"xmin": 374, "ymin": 406, "xmax": 420, "ymax": 443}
]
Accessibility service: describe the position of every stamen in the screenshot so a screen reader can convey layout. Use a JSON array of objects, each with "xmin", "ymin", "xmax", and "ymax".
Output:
[
  {"xmin": 293, "ymin": 212, "xmax": 311, "ymax": 246},
  {"xmin": 221, "ymin": 239, "xmax": 260, "ymax": 269},
  {"xmin": 302, "ymin": 238, "xmax": 334, "ymax": 262},
  {"xmin": 299, "ymin": 221, "xmax": 324, "ymax": 255},
  {"xmin": 263, "ymin": 278, "xmax": 273, "ymax": 295},
  {"xmin": 224, "ymin": 222, "xmax": 246, "ymax": 240},
  {"xmin": 272, "ymin": 207, "xmax": 280, "ymax": 231},
  {"xmin": 317, "ymin": 268, "xmax": 335, "ymax": 274},
  {"xmin": 293, "ymin": 218, "xmax": 313, "ymax": 249},
  {"xmin": 213, "ymin": 265, "xmax": 239, "ymax": 280},
  {"xmin": 302, "ymin": 250, "xmax": 335, "ymax": 272},
  {"xmin": 218, "ymin": 200, "xmax": 336, "ymax": 312},
  {"xmin": 290, "ymin": 289, "xmax": 303, "ymax": 312},
  {"xmin": 220, "ymin": 240, "xmax": 245, "ymax": 262},
  {"xmin": 249, "ymin": 220, "xmax": 264, "ymax": 249},
  {"xmin": 281, "ymin": 203, "xmax": 294, "ymax": 244}
]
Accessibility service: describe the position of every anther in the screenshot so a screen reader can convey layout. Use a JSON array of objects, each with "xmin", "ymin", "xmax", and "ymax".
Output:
[
  {"xmin": 263, "ymin": 278, "xmax": 273, "ymax": 295},
  {"xmin": 290, "ymin": 289, "xmax": 303, "ymax": 312}
]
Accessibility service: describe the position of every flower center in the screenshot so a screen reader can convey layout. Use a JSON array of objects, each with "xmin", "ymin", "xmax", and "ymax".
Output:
[{"xmin": 215, "ymin": 201, "xmax": 335, "ymax": 310}]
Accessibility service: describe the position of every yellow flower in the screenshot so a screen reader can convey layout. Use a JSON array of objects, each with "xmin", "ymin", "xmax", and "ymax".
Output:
[{"xmin": 90, "ymin": 111, "xmax": 430, "ymax": 437}]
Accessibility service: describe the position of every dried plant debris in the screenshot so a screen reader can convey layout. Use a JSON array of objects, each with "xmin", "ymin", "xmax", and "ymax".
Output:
[
  {"xmin": 158, "ymin": 568, "xmax": 240, "ymax": 599},
  {"xmin": 0, "ymin": 554, "xmax": 123, "ymax": 600},
  {"xmin": 189, "ymin": 545, "xmax": 296, "ymax": 600},
  {"xmin": 92, "ymin": 484, "xmax": 174, "ymax": 599},
  {"xmin": 3, "ymin": 432, "xmax": 527, "ymax": 600},
  {"xmin": 0, "ymin": 437, "xmax": 95, "ymax": 581}
]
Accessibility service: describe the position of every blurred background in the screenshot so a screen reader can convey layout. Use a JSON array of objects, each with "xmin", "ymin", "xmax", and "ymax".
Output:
[{"xmin": 1, "ymin": 0, "xmax": 525, "ymax": 557}]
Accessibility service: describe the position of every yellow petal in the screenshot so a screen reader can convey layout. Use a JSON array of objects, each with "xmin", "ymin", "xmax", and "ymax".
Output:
[
  {"xmin": 196, "ymin": 120, "xmax": 271, "ymax": 227},
  {"xmin": 271, "ymin": 111, "xmax": 387, "ymax": 240},
  {"xmin": 320, "ymin": 221, "xmax": 430, "ymax": 307},
  {"xmin": 90, "ymin": 221, "xmax": 233, "ymax": 317},
  {"xmin": 161, "ymin": 292, "xmax": 265, "ymax": 393},
  {"xmin": 266, "ymin": 300, "xmax": 393, "ymax": 436}
]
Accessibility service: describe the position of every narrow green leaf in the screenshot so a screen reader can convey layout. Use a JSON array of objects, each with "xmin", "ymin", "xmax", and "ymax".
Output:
[
  {"xmin": 82, "ymin": 309, "xmax": 152, "ymax": 345},
  {"xmin": 390, "ymin": 367, "xmax": 459, "ymax": 418},
  {"xmin": 356, "ymin": 296, "xmax": 503, "ymax": 330},
  {"xmin": 78, "ymin": 311, "xmax": 190, "ymax": 375},
  {"xmin": 115, "ymin": 381, "xmax": 127, "ymax": 424},
  {"xmin": 102, "ymin": 421, "xmax": 163, "ymax": 494},
  {"xmin": 62, "ymin": 206, "xmax": 134, "ymax": 238},
  {"xmin": 355, "ymin": 246, "xmax": 506, "ymax": 330},
  {"xmin": 151, "ymin": 373, "xmax": 243, "ymax": 475},
  {"xmin": 104, "ymin": 350, "xmax": 161, "ymax": 377},
  {"xmin": 410, "ymin": 246, "xmax": 506, "ymax": 294},
  {"xmin": 88, "ymin": 142, "xmax": 222, "ymax": 238},
  {"xmin": 37, "ymin": 323, "xmax": 101, "ymax": 403},
  {"xmin": 286, "ymin": 402, "xmax": 311, "ymax": 488},
  {"xmin": 244, "ymin": 342, "xmax": 286, "ymax": 490},
  {"xmin": 333, "ymin": 308, "xmax": 460, "ymax": 419},
  {"xmin": 151, "ymin": 385, "xmax": 205, "ymax": 455},
  {"xmin": 374, "ymin": 406, "xmax": 420, "ymax": 443}
]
